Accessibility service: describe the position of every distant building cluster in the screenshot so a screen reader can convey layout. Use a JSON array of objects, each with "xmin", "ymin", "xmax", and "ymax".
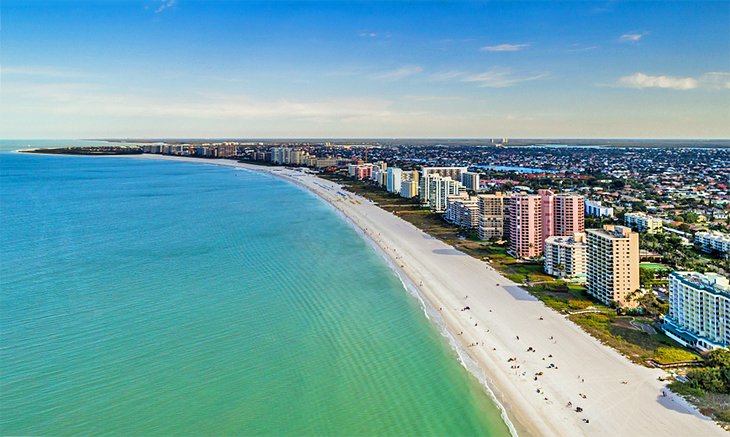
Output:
[
  {"xmin": 141, "ymin": 144, "xmax": 730, "ymax": 318},
  {"xmin": 141, "ymin": 143, "xmax": 240, "ymax": 158}
]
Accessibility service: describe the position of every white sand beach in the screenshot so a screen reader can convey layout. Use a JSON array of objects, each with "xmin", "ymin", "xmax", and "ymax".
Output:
[{"xmin": 132, "ymin": 155, "xmax": 723, "ymax": 436}]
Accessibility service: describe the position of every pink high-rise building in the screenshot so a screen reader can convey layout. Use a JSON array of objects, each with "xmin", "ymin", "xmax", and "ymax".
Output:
[
  {"xmin": 509, "ymin": 191, "xmax": 585, "ymax": 258},
  {"xmin": 509, "ymin": 194, "xmax": 543, "ymax": 258},
  {"xmin": 355, "ymin": 165, "xmax": 373, "ymax": 180},
  {"xmin": 539, "ymin": 189, "xmax": 555, "ymax": 244},
  {"xmin": 554, "ymin": 194, "xmax": 585, "ymax": 236}
]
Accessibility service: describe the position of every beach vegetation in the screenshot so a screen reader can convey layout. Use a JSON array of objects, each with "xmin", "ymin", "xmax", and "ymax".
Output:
[{"xmin": 669, "ymin": 349, "xmax": 730, "ymax": 425}]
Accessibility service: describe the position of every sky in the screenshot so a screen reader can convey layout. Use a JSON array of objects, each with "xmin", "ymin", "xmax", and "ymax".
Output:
[{"xmin": 1, "ymin": 0, "xmax": 729, "ymax": 139}]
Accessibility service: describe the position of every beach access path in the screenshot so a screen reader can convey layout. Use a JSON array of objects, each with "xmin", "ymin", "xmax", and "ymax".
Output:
[{"xmin": 133, "ymin": 155, "xmax": 723, "ymax": 437}]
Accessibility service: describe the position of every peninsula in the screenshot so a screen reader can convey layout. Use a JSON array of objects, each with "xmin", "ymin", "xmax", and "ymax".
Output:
[{"xmin": 20, "ymin": 146, "xmax": 143, "ymax": 155}]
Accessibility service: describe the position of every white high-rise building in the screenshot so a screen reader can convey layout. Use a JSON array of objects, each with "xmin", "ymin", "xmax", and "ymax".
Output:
[
  {"xmin": 544, "ymin": 233, "xmax": 587, "ymax": 282},
  {"xmin": 386, "ymin": 168, "xmax": 403, "ymax": 194},
  {"xmin": 664, "ymin": 272, "xmax": 730, "ymax": 351},
  {"xmin": 460, "ymin": 172, "xmax": 480, "ymax": 191},
  {"xmin": 421, "ymin": 174, "xmax": 465, "ymax": 213}
]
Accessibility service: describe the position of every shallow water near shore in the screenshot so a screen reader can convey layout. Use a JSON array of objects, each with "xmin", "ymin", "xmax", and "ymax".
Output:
[{"xmin": 0, "ymin": 147, "xmax": 510, "ymax": 436}]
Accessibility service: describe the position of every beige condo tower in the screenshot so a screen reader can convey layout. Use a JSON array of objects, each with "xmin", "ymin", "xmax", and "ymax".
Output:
[{"xmin": 586, "ymin": 225, "xmax": 640, "ymax": 308}]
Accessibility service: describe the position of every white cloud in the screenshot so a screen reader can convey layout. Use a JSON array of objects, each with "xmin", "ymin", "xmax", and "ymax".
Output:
[
  {"xmin": 155, "ymin": 0, "xmax": 176, "ymax": 13},
  {"xmin": 462, "ymin": 68, "xmax": 547, "ymax": 88},
  {"xmin": 620, "ymin": 33, "xmax": 646, "ymax": 42},
  {"xmin": 566, "ymin": 45, "xmax": 598, "ymax": 53},
  {"xmin": 429, "ymin": 68, "xmax": 546, "ymax": 88},
  {"xmin": 618, "ymin": 72, "xmax": 698, "ymax": 90},
  {"xmin": 359, "ymin": 32, "xmax": 377, "ymax": 38},
  {"xmin": 700, "ymin": 72, "xmax": 730, "ymax": 90},
  {"xmin": 2, "ymin": 65, "xmax": 88, "ymax": 78},
  {"xmin": 372, "ymin": 65, "xmax": 423, "ymax": 80},
  {"xmin": 429, "ymin": 70, "xmax": 467, "ymax": 81},
  {"xmin": 0, "ymin": 80, "xmax": 398, "ymax": 122},
  {"xmin": 480, "ymin": 43, "xmax": 529, "ymax": 52}
]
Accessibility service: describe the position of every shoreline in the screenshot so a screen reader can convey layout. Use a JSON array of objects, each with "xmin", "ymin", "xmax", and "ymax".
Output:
[{"xmin": 18, "ymin": 152, "xmax": 724, "ymax": 436}]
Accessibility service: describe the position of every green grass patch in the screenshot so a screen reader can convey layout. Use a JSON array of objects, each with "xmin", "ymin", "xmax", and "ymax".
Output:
[
  {"xmin": 640, "ymin": 263, "xmax": 671, "ymax": 271},
  {"xmin": 654, "ymin": 346, "xmax": 701, "ymax": 365}
]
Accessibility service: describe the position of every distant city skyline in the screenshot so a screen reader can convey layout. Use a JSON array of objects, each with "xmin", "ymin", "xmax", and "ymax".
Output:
[{"xmin": 1, "ymin": 0, "xmax": 729, "ymax": 139}]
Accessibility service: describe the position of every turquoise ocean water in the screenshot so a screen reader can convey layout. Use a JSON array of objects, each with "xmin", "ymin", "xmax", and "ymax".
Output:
[{"xmin": 0, "ymin": 141, "xmax": 510, "ymax": 436}]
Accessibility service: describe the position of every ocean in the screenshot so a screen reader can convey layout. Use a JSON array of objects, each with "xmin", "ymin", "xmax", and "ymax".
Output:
[{"xmin": 0, "ymin": 142, "xmax": 510, "ymax": 436}]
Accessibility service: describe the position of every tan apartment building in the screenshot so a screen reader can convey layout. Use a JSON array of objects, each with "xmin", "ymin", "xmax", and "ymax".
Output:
[
  {"xmin": 477, "ymin": 192, "xmax": 508, "ymax": 240},
  {"xmin": 586, "ymin": 225, "xmax": 640, "ymax": 308}
]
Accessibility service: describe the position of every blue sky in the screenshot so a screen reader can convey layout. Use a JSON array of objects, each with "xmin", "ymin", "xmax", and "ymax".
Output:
[{"xmin": 1, "ymin": 0, "xmax": 729, "ymax": 138}]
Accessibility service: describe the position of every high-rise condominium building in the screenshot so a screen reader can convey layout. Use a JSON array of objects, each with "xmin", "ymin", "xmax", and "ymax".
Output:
[
  {"xmin": 400, "ymin": 180, "xmax": 418, "ymax": 199},
  {"xmin": 421, "ymin": 166, "xmax": 469, "ymax": 181},
  {"xmin": 460, "ymin": 172, "xmax": 481, "ymax": 191},
  {"xmin": 544, "ymin": 232, "xmax": 587, "ymax": 282},
  {"xmin": 422, "ymin": 174, "xmax": 464, "ymax": 213},
  {"xmin": 355, "ymin": 164, "xmax": 373, "ymax": 180},
  {"xmin": 386, "ymin": 168, "xmax": 403, "ymax": 194},
  {"xmin": 509, "ymin": 194, "xmax": 543, "ymax": 258},
  {"xmin": 586, "ymin": 225, "xmax": 640, "ymax": 308},
  {"xmin": 663, "ymin": 272, "xmax": 729, "ymax": 351},
  {"xmin": 477, "ymin": 192, "xmax": 508, "ymax": 240},
  {"xmin": 540, "ymin": 189, "xmax": 555, "ymax": 244},
  {"xmin": 445, "ymin": 194, "xmax": 479, "ymax": 229},
  {"xmin": 508, "ymin": 191, "xmax": 584, "ymax": 258},
  {"xmin": 554, "ymin": 194, "xmax": 585, "ymax": 237}
]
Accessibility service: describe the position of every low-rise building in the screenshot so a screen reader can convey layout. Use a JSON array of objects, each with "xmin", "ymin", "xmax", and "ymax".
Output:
[
  {"xmin": 663, "ymin": 272, "xmax": 730, "ymax": 351},
  {"xmin": 624, "ymin": 212, "xmax": 663, "ymax": 234},
  {"xmin": 585, "ymin": 199, "xmax": 614, "ymax": 218},
  {"xmin": 544, "ymin": 233, "xmax": 587, "ymax": 282},
  {"xmin": 694, "ymin": 230, "xmax": 730, "ymax": 256}
]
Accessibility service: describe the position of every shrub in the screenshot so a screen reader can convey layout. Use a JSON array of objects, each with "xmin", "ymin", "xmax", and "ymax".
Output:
[{"xmin": 567, "ymin": 299, "xmax": 592, "ymax": 310}]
